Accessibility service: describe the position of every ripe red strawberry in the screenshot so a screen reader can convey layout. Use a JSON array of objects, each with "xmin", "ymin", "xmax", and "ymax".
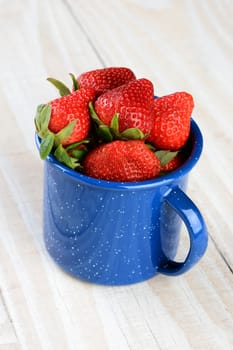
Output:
[
  {"xmin": 148, "ymin": 92, "xmax": 194, "ymax": 150},
  {"xmin": 77, "ymin": 67, "xmax": 136, "ymax": 95},
  {"xmin": 83, "ymin": 140, "xmax": 161, "ymax": 182},
  {"xmin": 49, "ymin": 88, "xmax": 96, "ymax": 145},
  {"xmin": 93, "ymin": 78, "xmax": 155, "ymax": 135}
]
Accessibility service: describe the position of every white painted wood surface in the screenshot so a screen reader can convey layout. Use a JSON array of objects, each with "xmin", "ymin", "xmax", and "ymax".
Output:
[{"xmin": 0, "ymin": 1, "xmax": 232, "ymax": 349}]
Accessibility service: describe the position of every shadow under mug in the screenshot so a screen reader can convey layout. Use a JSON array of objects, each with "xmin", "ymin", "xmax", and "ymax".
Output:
[{"xmin": 36, "ymin": 119, "xmax": 208, "ymax": 285}]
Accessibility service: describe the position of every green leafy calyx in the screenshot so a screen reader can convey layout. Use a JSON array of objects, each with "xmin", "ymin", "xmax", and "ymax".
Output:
[
  {"xmin": 89, "ymin": 102, "xmax": 145, "ymax": 142},
  {"xmin": 47, "ymin": 77, "xmax": 71, "ymax": 96},
  {"xmin": 54, "ymin": 120, "xmax": 77, "ymax": 146},
  {"xmin": 34, "ymin": 103, "xmax": 51, "ymax": 138},
  {"xmin": 39, "ymin": 131, "xmax": 55, "ymax": 160},
  {"xmin": 69, "ymin": 73, "xmax": 79, "ymax": 91},
  {"xmin": 35, "ymin": 103, "xmax": 80, "ymax": 161},
  {"xmin": 155, "ymin": 150, "xmax": 179, "ymax": 166},
  {"xmin": 54, "ymin": 144, "xmax": 81, "ymax": 170}
]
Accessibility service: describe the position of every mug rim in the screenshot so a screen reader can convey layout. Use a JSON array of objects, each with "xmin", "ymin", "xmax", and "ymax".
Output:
[{"xmin": 35, "ymin": 118, "xmax": 203, "ymax": 191}]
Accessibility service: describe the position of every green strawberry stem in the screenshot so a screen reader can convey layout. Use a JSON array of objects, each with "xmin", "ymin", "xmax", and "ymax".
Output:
[
  {"xmin": 120, "ymin": 127, "xmax": 145, "ymax": 140},
  {"xmin": 89, "ymin": 101, "xmax": 103, "ymax": 126},
  {"xmin": 109, "ymin": 114, "xmax": 145, "ymax": 140},
  {"xmin": 69, "ymin": 73, "xmax": 79, "ymax": 91},
  {"xmin": 54, "ymin": 144, "xmax": 81, "ymax": 169},
  {"xmin": 39, "ymin": 131, "xmax": 55, "ymax": 160},
  {"xmin": 70, "ymin": 148, "xmax": 88, "ymax": 160},
  {"xmin": 66, "ymin": 139, "xmax": 90, "ymax": 151},
  {"xmin": 89, "ymin": 102, "xmax": 145, "ymax": 142},
  {"xmin": 110, "ymin": 113, "xmax": 120, "ymax": 134},
  {"xmin": 98, "ymin": 125, "xmax": 113, "ymax": 142},
  {"xmin": 47, "ymin": 77, "xmax": 71, "ymax": 96},
  {"xmin": 54, "ymin": 120, "xmax": 77, "ymax": 146},
  {"xmin": 34, "ymin": 103, "xmax": 51, "ymax": 138},
  {"xmin": 155, "ymin": 150, "xmax": 179, "ymax": 166},
  {"xmin": 34, "ymin": 104, "xmax": 46, "ymax": 132},
  {"xmin": 47, "ymin": 73, "xmax": 80, "ymax": 96},
  {"xmin": 35, "ymin": 102, "xmax": 81, "ymax": 161},
  {"xmin": 89, "ymin": 102, "xmax": 113, "ymax": 141},
  {"xmin": 145, "ymin": 143, "xmax": 156, "ymax": 151},
  {"xmin": 66, "ymin": 139, "xmax": 90, "ymax": 161}
]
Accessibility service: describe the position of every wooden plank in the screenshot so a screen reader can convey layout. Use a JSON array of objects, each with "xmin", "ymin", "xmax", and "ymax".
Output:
[
  {"xmin": 0, "ymin": 0, "xmax": 232, "ymax": 349},
  {"xmin": 0, "ymin": 292, "xmax": 19, "ymax": 349}
]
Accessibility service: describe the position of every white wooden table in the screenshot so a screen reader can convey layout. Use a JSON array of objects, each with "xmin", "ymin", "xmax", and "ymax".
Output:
[{"xmin": 0, "ymin": 1, "xmax": 233, "ymax": 349}]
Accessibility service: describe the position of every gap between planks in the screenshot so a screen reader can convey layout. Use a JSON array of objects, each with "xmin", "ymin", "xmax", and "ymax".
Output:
[{"xmin": 62, "ymin": 0, "xmax": 107, "ymax": 67}]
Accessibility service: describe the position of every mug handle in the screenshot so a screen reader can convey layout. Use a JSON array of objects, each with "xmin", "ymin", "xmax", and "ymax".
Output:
[{"xmin": 158, "ymin": 187, "xmax": 208, "ymax": 276}]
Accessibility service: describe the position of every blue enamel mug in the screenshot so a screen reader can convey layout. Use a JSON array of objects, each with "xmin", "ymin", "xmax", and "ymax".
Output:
[{"xmin": 36, "ymin": 119, "xmax": 208, "ymax": 285}]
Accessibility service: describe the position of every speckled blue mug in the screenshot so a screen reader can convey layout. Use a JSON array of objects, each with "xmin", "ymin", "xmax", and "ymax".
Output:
[{"xmin": 36, "ymin": 119, "xmax": 208, "ymax": 285}]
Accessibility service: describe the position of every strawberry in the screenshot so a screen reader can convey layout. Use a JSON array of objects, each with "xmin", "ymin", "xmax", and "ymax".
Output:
[
  {"xmin": 77, "ymin": 67, "xmax": 136, "ymax": 95},
  {"xmin": 83, "ymin": 140, "xmax": 161, "ymax": 182},
  {"xmin": 34, "ymin": 87, "xmax": 96, "ymax": 163},
  {"xmin": 93, "ymin": 78, "xmax": 155, "ymax": 136},
  {"xmin": 148, "ymin": 92, "xmax": 194, "ymax": 150},
  {"xmin": 48, "ymin": 88, "xmax": 96, "ymax": 145}
]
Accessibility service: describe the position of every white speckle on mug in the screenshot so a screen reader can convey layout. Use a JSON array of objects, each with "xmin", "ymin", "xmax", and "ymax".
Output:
[
  {"xmin": 115, "ymin": 233, "xmax": 124, "ymax": 239},
  {"xmin": 118, "ymin": 209, "xmax": 125, "ymax": 214}
]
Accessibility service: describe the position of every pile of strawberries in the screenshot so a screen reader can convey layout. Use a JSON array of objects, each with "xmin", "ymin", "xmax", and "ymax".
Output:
[{"xmin": 35, "ymin": 67, "xmax": 194, "ymax": 182}]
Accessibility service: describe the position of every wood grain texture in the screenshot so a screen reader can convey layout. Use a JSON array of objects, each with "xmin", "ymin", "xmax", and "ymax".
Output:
[{"xmin": 0, "ymin": 0, "xmax": 232, "ymax": 349}]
